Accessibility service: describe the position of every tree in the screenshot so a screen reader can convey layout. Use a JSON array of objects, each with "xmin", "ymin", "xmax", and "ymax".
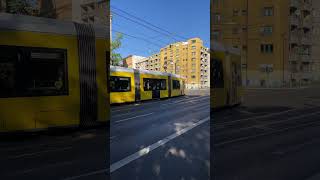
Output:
[
  {"xmin": 6, "ymin": 0, "xmax": 36, "ymax": 15},
  {"xmin": 111, "ymin": 32, "xmax": 123, "ymax": 66}
]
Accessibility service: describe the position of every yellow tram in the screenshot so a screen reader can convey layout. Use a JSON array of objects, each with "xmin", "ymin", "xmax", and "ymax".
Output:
[
  {"xmin": 211, "ymin": 42, "xmax": 243, "ymax": 109},
  {"xmin": 0, "ymin": 13, "xmax": 109, "ymax": 132},
  {"xmin": 110, "ymin": 66, "xmax": 185, "ymax": 104}
]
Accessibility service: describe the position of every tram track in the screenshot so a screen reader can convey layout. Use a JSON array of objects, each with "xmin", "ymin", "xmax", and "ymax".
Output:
[{"xmin": 214, "ymin": 106, "xmax": 320, "ymax": 147}]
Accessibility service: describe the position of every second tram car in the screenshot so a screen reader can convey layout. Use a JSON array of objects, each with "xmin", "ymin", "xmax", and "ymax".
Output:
[
  {"xmin": 110, "ymin": 66, "xmax": 185, "ymax": 104},
  {"xmin": 211, "ymin": 42, "xmax": 243, "ymax": 109}
]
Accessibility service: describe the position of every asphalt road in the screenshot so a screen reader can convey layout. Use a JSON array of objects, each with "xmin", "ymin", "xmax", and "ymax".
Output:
[
  {"xmin": 110, "ymin": 95, "xmax": 210, "ymax": 180},
  {"xmin": 0, "ymin": 95, "xmax": 210, "ymax": 180},
  {"xmin": 212, "ymin": 103, "xmax": 320, "ymax": 180},
  {"xmin": 0, "ymin": 127, "xmax": 109, "ymax": 180}
]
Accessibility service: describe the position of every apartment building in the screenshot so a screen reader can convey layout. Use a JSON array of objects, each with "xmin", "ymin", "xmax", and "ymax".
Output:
[
  {"xmin": 141, "ymin": 53, "xmax": 161, "ymax": 71},
  {"xmin": 125, "ymin": 38, "xmax": 209, "ymax": 89},
  {"xmin": 312, "ymin": 0, "xmax": 320, "ymax": 81},
  {"xmin": 123, "ymin": 55, "xmax": 146, "ymax": 69},
  {"xmin": 212, "ymin": 0, "xmax": 314, "ymax": 87},
  {"xmin": 0, "ymin": 0, "xmax": 108, "ymax": 25}
]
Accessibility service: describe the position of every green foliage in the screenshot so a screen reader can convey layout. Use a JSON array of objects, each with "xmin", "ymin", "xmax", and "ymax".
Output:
[
  {"xmin": 6, "ymin": 0, "xmax": 36, "ymax": 15},
  {"xmin": 111, "ymin": 32, "xmax": 124, "ymax": 66}
]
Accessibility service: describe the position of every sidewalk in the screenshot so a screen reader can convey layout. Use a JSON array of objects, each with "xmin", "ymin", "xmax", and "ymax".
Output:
[
  {"xmin": 305, "ymin": 173, "xmax": 320, "ymax": 180},
  {"xmin": 185, "ymin": 89, "xmax": 210, "ymax": 96}
]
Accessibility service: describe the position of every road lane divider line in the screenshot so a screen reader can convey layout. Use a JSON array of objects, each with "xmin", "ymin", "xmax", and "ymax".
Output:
[
  {"xmin": 111, "ymin": 96, "xmax": 208, "ymax": 113},
  {"xmin": 216, "ymin": 111, "xmax": 320, "ymax": 130},
  {"xmin": 115, "ymin": 113, "xmax": 154, "ymax": 123},
  {"xmin": 214, "ymin": 106, "xmax": 320, "ymax": 126},
  {"xmin": 8, "ymin": 147, "xmax": 72, "ymax": 159},
  {"xmin": 62, "ymin": 169, "xmax": 108, "ymax": 180},
  {"xmin": 110, "ymin": 116, "xmax": 210, "ymax": 173},
  {"xmin": 215, "ymin": 119, "xmax": 320, "ymax": 147}
]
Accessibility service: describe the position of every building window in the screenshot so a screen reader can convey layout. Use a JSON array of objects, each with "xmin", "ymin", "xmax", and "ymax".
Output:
[
  {"xmin": 214, "ymin": 13, "xmax": 221, "ymax": 23},
  {"xmin": 192, "ymin": 46, "xmax": 196, "ymax": 50},
  {"xmin": 264, "ymin": 7, "xmax": 274, "ymax": 16},
  {"xmin": 260, "ymin": 44, "xmax": 274, "ymax": 53},
  {"xmin": 232, "ymin": 27, "xmax": 239, "ymax": 34},
  {"xmin": 191, "ymin": 40, "xmax": 196, "ymax": 43},
  {"xmin": 110, "ymin": 76, "xmax": 131, "ymax": 92},
  {"xmin": 213, "ymin": 30, "xmax": 220, "ymax": 40},
  {"xmin": 0, "ymin": 46, "xmax": 68, "ymax": 98},
  {"xmin": 233, "ymin": 9, "xmax": 239, "ymax": 16},
  {"xmin": 261, "ymin": 26, "xmax": 273, "ymax": 35},
  {"xmin": 242, "ymin": 9, "xmax": 247, "ymax": 16}
]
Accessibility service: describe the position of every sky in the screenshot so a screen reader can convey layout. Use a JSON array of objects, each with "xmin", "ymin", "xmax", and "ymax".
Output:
[{"xmin": 111, "ymin": 0, "xmax": 210, "ymax": 58}]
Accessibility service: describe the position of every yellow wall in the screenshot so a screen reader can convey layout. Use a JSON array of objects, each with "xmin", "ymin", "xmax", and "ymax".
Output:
[{"xmin": 213, "ymin": 0, "xmax": 291, "ymax": 87}]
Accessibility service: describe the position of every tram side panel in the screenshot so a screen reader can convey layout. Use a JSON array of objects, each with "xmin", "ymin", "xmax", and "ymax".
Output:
[
  {"xmin": 110, "ymin": 70, "xmax": 135, "ymax": 104},
  {"xmin": 139, "ymin": 73, "xmax": 169, "ymax": 100},
  {"xmin": 0, "ymin": 30, "xmax": 80, "ymax": 132},
  {"xmin": 171, "ymin": 76, "xmax": 184, "ymax": 97},
  {"xmin": 95, "ymin": 38, "xmax": 109, "ymax": 122},
  {"xmin": 211, "ymin": 51, "xmax": 228, "ymax": 109}
]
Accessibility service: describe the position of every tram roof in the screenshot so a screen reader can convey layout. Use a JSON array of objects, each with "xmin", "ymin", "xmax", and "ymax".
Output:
[
  {"xmin": 110, "ymin": 66, "xmax": 184, "ymax": 78},
  {"xmin": 0, "ymin": 13, "xmax": 108, "ymax": 38}
]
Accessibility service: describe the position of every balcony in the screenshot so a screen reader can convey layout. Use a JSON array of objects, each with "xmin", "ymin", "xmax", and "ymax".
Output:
[
  {"xmin": 301, "ymin": 72, "xmax": 313, "ymax": 79},
  {"xmin": 290, "ymin": 0, "xmax": 300, "ymax": 8},
  {"xmin": 301, "ymin": 35, "xmax": 312, "ymax": 45},
  {"xmin": 289, "ymin": 33, "xmax": 300, "ymax": 44},
  {"xmin": 302, "ymin": 18, "xmax": 312, "ymax": 29},
  {"xmin": 290, "ymin": 16, "xmax": 299, "ymax": 26},
  {"xmin": 289, "ymin": 52, "xmax": 300, "ymax": 62},
  {"xmin": 302, "ymin": 1, "xmax": 312, "ymax": 11},
  {"xmin": 301, "ymin": 54, "xmax": 312, "ymax": 62}
]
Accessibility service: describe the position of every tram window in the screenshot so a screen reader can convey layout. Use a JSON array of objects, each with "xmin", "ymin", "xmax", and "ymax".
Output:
[
  {"xmin": 27, "ymin": 49, "xmax": 68, "ymax": 96},
  {"xmin": 160, "ymin": 79, "xmax": 166, "ymax": 90},
  {"xmin": 143, "ymin": 78, "xmax": 166, "ymax": 91},
  {"xmin": 0, "ymin": 46, "xmax": 68, "ymax": 98},
  {"xmin": 110, "ymin": 76, "xmax": 131, "ymax": 92},
  {"xmin": 173, "ymin": 80, "xmax": 180, "ymax": 89},
  {"xmin": 212, "ymin": 58, "xmax": 224, "ymax": 88},
  {"xmin": 143, "ymin": 79, "xmax": 152, "ymax": 91}
]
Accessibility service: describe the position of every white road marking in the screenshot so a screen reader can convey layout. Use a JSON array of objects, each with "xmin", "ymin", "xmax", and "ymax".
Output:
[
  {"xmin": 9, "ymin": 147, "xmax": 72, "ymax": 159},
  {"xmin": 161, "ymin": 96, "xmax": 208, "ymax": 107},
  {"xmin": 216, "ymin": 119, "xmax": 320, "ymax": 147},
  {"xmin": 272, "ymin": 139, "xmax": 320, "ymax": 156},
  {"xmin": 111, "ymin": 96, "xmax": 207, "ymax": 113},
  {"xmin": 62, "ymin": 169, "xmax": 108, "ymax": 180},
  {"xmin": 115, "ymin": 113, "xmax": 154, "ymax": 123},
  {"xmin": 110, "ymin": 116, "xmax": 210, "ymax": 173},
  {"xmin": 214, "ymin": 107, "xmax": 313, "ymax": 126}
]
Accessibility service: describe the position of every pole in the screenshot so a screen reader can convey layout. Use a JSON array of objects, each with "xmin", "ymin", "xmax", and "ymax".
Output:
[
  {"xmin": 246, "ymin": 0, "xmax": 249, "ymax": 87},
  {"xmin": 283, "ymin": 34, "xmax": 285, "ymax": 87}
]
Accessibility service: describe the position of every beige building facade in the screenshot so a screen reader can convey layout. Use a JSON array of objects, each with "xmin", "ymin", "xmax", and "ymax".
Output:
[
  {"xmin": 312, "ymin": 0, "xmax": 320, "ymax": 81},
  {"xmin": 131, "ymin": 38, "xmax": 210, "ymax": 89},
  {"xmin": 213, "ymin": 0, "xmax": 314, "ymax": 87}
]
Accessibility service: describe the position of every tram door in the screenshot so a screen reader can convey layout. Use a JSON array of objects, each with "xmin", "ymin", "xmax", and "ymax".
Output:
[
  {"xmin": 230, "ymin": 62, "xmax": 237, "ymax": 105},
  {"xmin": 134, "ymin": 70, "xmax": 141, "ymax": 102},
  {"xmin": 152, "ymin": 79, "xmax": 161, "ymax": 99}
]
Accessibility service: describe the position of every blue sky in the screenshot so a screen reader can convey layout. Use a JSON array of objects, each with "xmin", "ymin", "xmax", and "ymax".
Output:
[{"xmin": 111, "ymin": 0, "xmax": 210, "ymax": 58}]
